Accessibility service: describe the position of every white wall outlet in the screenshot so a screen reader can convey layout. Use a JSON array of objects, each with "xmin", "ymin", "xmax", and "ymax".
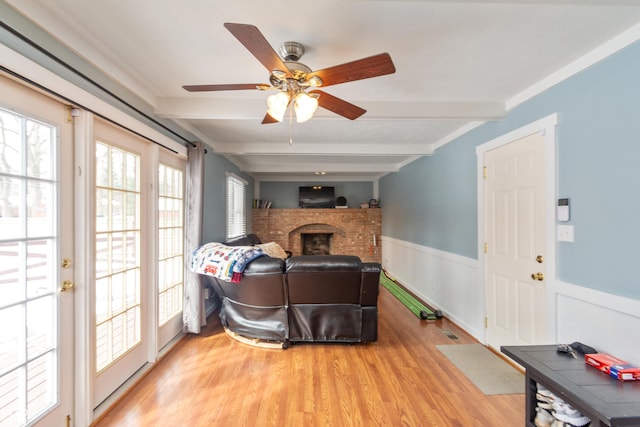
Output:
[{"xmin": 557, "ymin": 224, "xmax": 575, "ymax": 242}]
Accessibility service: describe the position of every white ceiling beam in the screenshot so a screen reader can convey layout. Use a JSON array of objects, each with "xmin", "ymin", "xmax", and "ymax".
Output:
[
  {"xmin": 155, "ymin": 98, "xmax": 506, "ymax": 120},
  {"xmin": 239, "ymin": 162, "xmax": 399, "ymax": 174},
  {"xmin": 210, "ymin": 142, "xmax": 434, "ymax": 156},
  {"xmin": 250, "ymin": 173, "xmax": 389, "ymax": 182},
  {"xmin": 358, "ymin": 101, "xmax": 506, "ymax": 120}
]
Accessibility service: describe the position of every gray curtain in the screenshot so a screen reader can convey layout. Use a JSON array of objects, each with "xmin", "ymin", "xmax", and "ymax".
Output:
[{"xmin": 183, "ymin": 141, "xmax": 206, "ymax": 333}]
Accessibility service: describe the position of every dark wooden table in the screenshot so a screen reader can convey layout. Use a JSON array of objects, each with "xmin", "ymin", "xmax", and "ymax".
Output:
[{"xmin": 502, "ymin": 345, "xmax": 640, "ymax": 427}]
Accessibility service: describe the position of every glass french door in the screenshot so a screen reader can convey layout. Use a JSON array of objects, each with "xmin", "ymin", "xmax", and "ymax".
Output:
[
  {"xmin": 91, "ymin": 119, "xmax": 186, "ymax": 408},
  {"xmin": 157, "ymin": 154, "xmax": 185, "ymax": 349},
  {"xmin": 0, "ymin": 75, "xmax": 74, "ymax": 426},
  {"xmin": 0, "ymin": 61, "xmax": 187, "ymax": 424},
  {"xmin": 92, "ymin": 119, "xmax": 149, "ymax": 407}
]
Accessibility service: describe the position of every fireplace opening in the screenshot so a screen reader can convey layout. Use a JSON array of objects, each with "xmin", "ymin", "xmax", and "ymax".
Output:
[{"xmin": 302, "ymin": 233, "xmax": 333, "ymax": 255}]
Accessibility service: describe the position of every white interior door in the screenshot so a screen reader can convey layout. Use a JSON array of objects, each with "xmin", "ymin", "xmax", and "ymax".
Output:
[
  {"xmin": 484, "ymin": 132, "xmax": 547, "ymax": 351},
  {"xmin": 0, "ymin": 75, "xmax": 74, "ymax": 426}
]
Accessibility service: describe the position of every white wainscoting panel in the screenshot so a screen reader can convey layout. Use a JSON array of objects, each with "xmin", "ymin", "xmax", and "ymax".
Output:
[
  {"xmin": 381, "ymin": 236, "xmax": 483, "ymax": 340},
  {"xmin": 552, "ymin": 280, "xmax": 640, "ymax": 366},
  {"xmin": 382, "ymin": 236, "xmax": 640, "ymax": 366}
]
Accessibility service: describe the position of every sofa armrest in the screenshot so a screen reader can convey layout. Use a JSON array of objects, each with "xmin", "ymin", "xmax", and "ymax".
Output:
[
  {"xmin": 361, "ymin": 262, "xmax": 381, "ymax": 306},
  {"xmin": 362, "ymin": 262, "xmax": 381, "ymax": 274}
]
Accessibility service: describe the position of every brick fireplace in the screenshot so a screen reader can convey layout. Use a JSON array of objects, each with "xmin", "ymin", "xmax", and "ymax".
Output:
[{"xmin": 252, "ymin": 208, "xmax": 381, "ymax": 263}]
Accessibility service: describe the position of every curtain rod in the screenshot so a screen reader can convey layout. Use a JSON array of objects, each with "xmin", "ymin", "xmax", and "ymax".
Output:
[
  {"xmin": 1, "ymin": 65, "xmax": 185, "ymax": 154},
  {"xmin": 0, "ymin": 19, "xmax": 197, "ymax": 149}
]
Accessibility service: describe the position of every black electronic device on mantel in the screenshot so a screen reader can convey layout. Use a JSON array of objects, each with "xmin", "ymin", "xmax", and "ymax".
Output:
[{"xmin": 299, "ymin": 186, "xmax": 335, "ymax": 208}]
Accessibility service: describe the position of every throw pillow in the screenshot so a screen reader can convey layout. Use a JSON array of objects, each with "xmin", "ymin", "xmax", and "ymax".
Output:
[{"xmin": 256, "ymin": 242, "xmax": 288, "ymax": 259}]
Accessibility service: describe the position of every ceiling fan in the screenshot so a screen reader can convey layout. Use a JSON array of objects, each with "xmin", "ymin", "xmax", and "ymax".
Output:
[{"xmin": 182, "ymin": 23, "xmax": 396, "ymax": 124}]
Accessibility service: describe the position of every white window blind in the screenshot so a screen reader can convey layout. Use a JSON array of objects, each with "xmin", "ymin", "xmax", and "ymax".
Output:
[{"xmin": 226, "ymin": 173, "xmax": 247, "ymax": 239}]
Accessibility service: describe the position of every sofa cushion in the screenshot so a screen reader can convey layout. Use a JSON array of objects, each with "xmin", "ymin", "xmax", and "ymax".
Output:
[
  {"xmin": 286, "ymin": 255, "xmax": 363, "ymax": 305},
  {"xmin": 285, "ymin": 255, "xmax": 362, "ymax": 273},
  {"xmin": 243, "ymin": 256, "xmax": 286, "ymax": 275}
]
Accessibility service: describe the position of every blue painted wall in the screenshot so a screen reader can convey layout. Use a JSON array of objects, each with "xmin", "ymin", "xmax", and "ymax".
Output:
[
  {"xmin": 201, "ymin": 149, "xmax": 254, "ymax": 244},
  {"xmin": 259, "ymin": 181, "xmax": 374, "ymax": 209},
  {"xmin": 380, "ymin": 140, "xmax": 478, "ymax": 258},
  {"xmin": 380, "ymin": 40, "xmax": 640, "ymax": 300}
]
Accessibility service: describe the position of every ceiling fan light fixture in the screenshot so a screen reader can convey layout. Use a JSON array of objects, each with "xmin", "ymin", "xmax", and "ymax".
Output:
[
  {"xmin": 266, "ymin": 91, "xmax": 290, "ymax": 122},
  {"xmin": 184, "ymin": 24, "xmax": 396, "ymax": 126},
  {"xmin": 308, "ymin": 75, "xmax": 323, "ymax": 87},
  {"xmin": 294, "ymin": 92, "xmax": 318, "ymax": 123},
  {"xmin": 272, "ymin": 69, "xmax": 288, "ymax": 80}
]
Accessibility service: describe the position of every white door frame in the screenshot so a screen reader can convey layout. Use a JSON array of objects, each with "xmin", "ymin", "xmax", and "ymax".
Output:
[
  {"xmin": 73, "ymin": 109, "xmax": 94, "ymax": 426},
  {"xmin": 476, "ymin": 113, "xmax": 559, "ymax": 345}
]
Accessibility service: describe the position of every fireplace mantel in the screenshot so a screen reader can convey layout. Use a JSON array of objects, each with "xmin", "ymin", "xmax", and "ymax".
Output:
[{"xmin": 252, "ymin": 208, "xmax": 381, "ymax": 263}]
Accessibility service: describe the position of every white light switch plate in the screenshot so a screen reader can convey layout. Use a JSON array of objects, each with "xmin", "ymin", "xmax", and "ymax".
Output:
[{"xmin": 557, "ymin": 225, "xmax": 574, "ymax": 242}]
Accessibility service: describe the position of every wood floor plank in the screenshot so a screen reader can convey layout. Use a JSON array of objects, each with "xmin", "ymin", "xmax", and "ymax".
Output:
[{"xmin": 93, "ymin": 287, "xmax": 524, "ymax": 426}]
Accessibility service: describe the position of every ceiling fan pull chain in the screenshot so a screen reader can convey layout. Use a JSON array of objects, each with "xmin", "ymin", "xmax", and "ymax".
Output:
[{"xmin": 289, "ymin": 106, "xmax": 294, "ymax": 145}]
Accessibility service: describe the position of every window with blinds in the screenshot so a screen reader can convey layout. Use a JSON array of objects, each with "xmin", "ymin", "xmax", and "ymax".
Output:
[{"xmin": 226, "ymin": 173, "xmax": 247, "ymax": 239}]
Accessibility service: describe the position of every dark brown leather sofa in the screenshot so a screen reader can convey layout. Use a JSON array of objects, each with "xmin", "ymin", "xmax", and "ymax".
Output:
[{"xmin": 200, "ymin": 253, "xmax": 381, "ymax": 348}]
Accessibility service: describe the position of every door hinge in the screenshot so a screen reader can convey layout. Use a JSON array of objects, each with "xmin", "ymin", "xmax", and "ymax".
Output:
[
  {"xmin": 483, "ymin": 242, "xmax": 488, "ymax": 253},
  {"xmin": 483, "ymin": 166, "xmax": 487, "ymax": 179},
  {"xmin": 484, "ymin": 317, "xmax": 488, "ymax": 328}
]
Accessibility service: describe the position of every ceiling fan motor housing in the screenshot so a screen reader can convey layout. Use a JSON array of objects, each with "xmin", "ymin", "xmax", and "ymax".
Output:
[
  {"xmin": 270, "ymin": 60, "xmax": 313, "ymax": 87},
  {"xmin": 279, "ymin": 41, "xmax": 304, "ymax": 61}
]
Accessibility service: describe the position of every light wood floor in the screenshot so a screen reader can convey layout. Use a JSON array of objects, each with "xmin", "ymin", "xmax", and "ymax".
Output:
[{"xmin": 93, "ymin": 287, "xmax": 524, "ymax": 426}]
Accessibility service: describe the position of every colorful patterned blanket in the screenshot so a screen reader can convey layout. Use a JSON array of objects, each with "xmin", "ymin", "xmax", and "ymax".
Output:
[{"xmin": 190, "ymin": 242, "xmax": 265, "ymax": 283}]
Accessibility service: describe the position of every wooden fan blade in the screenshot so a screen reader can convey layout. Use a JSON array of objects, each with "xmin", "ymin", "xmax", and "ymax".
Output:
[
  {"xmin": 307, "ymin": 53, "xmax": 395, "ymax": 88},
  {"xmin": 224, "ymin": 23, "xmax": 292, "ymax": 78},
  {"xmin": 309, "ymin": 90, "xmax": 366, "ymax": 120},
  {"xmin": 262, "ymin": 113, "xmax": 280, "ymax": 124},
  {"xmin": 183, "ymin": 83, "xmax": 270, "ymax": 92}
]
